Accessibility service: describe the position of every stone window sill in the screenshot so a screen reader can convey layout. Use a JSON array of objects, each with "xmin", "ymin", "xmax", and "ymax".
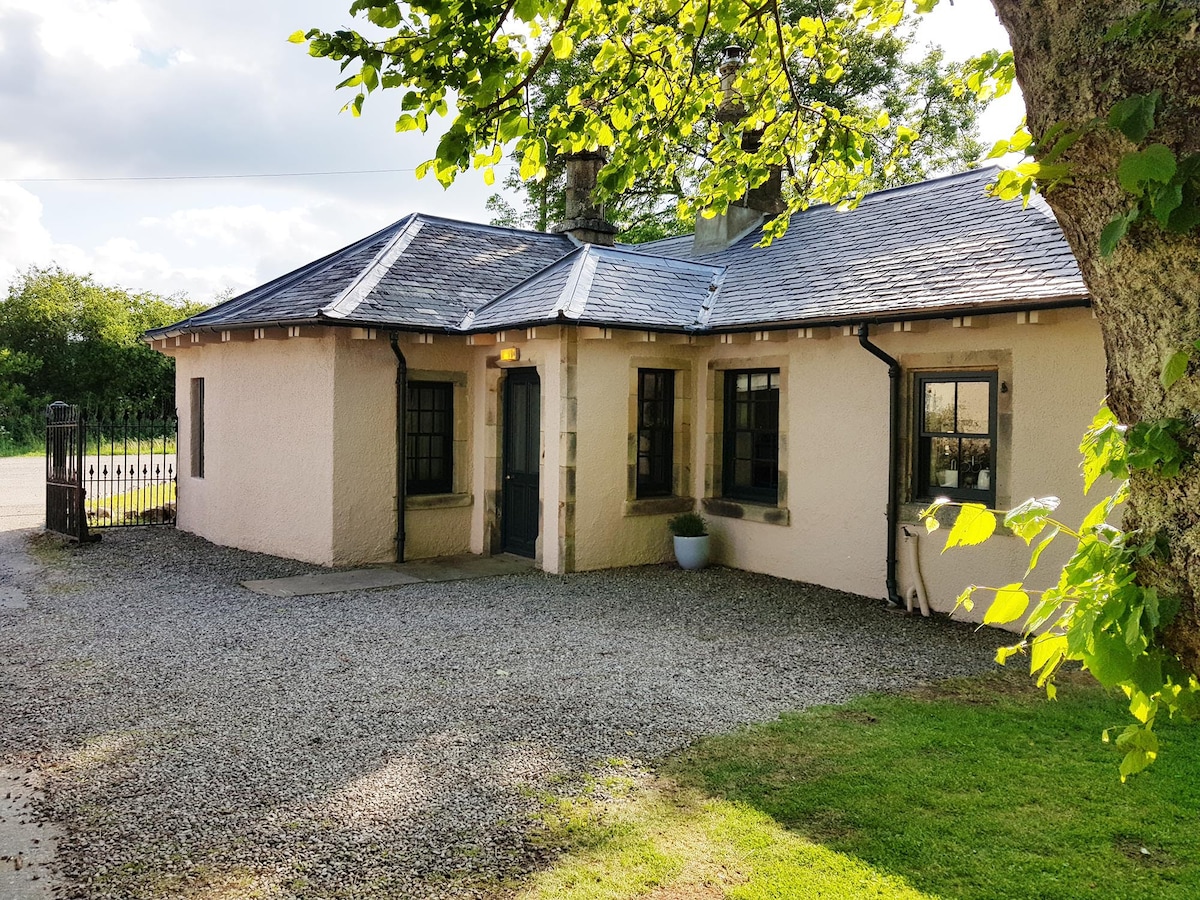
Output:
[
  {"xmin": 623, "ymin": 496, "xmax": 696, "ymax": 517},
  {"xmin": 406, "ymin": 492, "xmax": 472, "ymax": 511},
  {"xmin": 702, "ymin": 497, "xmax": 790, "ymax": 526}
]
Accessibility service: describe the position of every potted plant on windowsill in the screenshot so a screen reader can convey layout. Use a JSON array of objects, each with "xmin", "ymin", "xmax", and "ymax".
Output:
[{"xmin": 668, "ymin": 511, "xmax": 710, "ymax": 571}]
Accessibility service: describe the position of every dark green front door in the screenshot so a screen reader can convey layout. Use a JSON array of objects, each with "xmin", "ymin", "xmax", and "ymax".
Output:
[{"xmin": 502, "ymin": 368, "xmax": 540, "ymax": 557}]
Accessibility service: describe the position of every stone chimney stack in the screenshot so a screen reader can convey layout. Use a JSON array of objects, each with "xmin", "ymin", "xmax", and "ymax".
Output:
[
  {"xmin": 553, "ymin": 151, "xmax": 618, "ymax": 246},
  {"xmin": 694, "ymin": 46, "xmax": 785, "ymax": 255}
]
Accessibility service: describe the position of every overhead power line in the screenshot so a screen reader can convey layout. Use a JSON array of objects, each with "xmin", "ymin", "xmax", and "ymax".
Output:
[{"xmin": 4, "ymin": 167, "xmax": 418, "ymax": 184}]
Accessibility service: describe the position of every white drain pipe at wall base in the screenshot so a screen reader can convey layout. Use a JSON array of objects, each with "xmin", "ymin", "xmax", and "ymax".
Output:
[{"xmin": 901, "ymin": 526, "xmax": 931, "ymax": 617}]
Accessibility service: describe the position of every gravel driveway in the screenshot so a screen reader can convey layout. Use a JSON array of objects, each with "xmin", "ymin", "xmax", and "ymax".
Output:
[{"xmin": 0, "ymin": 527, "xmax": 1005, "ymax": 899}]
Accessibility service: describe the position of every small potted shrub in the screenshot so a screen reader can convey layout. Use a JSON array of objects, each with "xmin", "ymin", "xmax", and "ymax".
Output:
[{"xmin": 668, "ymin": 511, "xmax": 710, "ymax": 571}]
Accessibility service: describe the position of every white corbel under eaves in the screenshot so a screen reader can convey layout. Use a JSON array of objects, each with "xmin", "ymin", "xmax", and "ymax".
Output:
[
  {"xmin": 321, "ymin": 216, "xmax": 424, "ymax": 319},
  {"xmin": 554, "ymin": 246, "xmax": 598, "ymax": 320}
]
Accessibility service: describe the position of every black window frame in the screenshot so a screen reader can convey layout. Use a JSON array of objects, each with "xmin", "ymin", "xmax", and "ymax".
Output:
[
  {"xmin": 722, "ymin": 369, "xmax": 780, "ymax": 504},
  {"xmin": 636, "ymin": 368, "xmax": 675, "ymax": 498},
  {"xmin": 406, "ymin": 381, "xmax": 454, "ymax": 495},
  {"xmin": 914, "ymin": 370, "xmax": 998, "ymax": 505}
]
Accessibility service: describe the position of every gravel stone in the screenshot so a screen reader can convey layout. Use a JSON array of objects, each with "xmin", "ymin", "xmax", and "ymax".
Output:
[{"xmin": 0, "ymin": 527, "xmax": 1007, "ymax": 898}]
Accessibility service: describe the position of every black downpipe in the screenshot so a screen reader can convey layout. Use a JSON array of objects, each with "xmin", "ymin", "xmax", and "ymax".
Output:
[
  {"xmin": 857, "ymin": 323, "xmax": 902, "ymax": 608},
  {"xmin": 389, "ymin": 332, "xmax": 408, "ymax": 564}
]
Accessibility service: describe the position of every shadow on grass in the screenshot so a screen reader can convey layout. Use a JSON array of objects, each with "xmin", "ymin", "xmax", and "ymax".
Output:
[{"xmin": 520, "ymin": 671, "xmax": 1200, "ymax": 900}]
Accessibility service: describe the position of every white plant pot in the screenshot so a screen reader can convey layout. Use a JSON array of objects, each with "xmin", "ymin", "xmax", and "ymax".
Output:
[{"xmin": 673, "ymin": 534, "xmax": 710, "ymax": 571}]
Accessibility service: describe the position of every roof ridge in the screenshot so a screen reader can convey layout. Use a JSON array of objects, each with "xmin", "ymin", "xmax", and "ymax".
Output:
[
  {"xmin": 411, "ymin": 212, "xmax": 576, "ymax": 243},
  {"xmin": 321, "ymin": 217, "xmax": 424, "ymax": 320},
  {"xmin": 459, "ymin": 246, "xmax": 585, "ymax": 329},
  {"xmin": 583, "ymin": 241, "xmax": 726, "ymax": 275},
  {"xmin": 178, "ymin": 215, "xmax": 415, "ymax": 328},
  {"xmin": 555, "ymin": 247, "xmax": 598, "ymax": 320}
]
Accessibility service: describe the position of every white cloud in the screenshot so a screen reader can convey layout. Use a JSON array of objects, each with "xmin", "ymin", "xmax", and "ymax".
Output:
[
  {"xmin": 0, "ymin": 183, "xmax": 254, "ymax": 300},
  {"xmin": 0, "ymin": 183, "xmax": 55, "ymax": 287},
  {"xmin": 141, "ymin": 204, "xmax": 335, "ymax": 253},
  {"xmin": 78, "ymin": 237, "xmax": 255, "ymax": 299},
  {"xmin": 8, "ymin": 0, "xmax": 151, "ymax": 69}
]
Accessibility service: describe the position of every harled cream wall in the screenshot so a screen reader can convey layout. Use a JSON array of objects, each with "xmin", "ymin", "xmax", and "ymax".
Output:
[
  {"xmin": 171, "ymin": 334, "xmax": 337, "ymax": 564},
  {"xmin": 569, "ymin": 310, "xmax": 1105, "ymax": 622},
  {"xmin": 166, "ymin": 329, "xmax": 487, "ymax": 566},
  {"xmin": 890, "ymin": 310, "xmax": 1106, "ymax": 622},
  {"xmin": 331, "ymin": 334, "xmax": 395, "ymax": 565}
]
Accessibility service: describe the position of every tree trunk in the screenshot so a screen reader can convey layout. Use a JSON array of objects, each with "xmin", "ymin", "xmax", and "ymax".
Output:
[{"xmin": 991, "ymin": 0, "xmax": 1200, "ymax": 673}]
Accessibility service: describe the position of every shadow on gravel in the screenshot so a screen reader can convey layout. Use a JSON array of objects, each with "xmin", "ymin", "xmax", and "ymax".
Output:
[{"xmin": 0, "ymin": 528, "xmax": 1008, "ymax": 899}]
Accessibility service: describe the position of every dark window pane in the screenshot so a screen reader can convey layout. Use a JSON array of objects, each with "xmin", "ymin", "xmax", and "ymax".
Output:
[
  {"xmin": 406, "ymin": 381, "xmax": 454, "ymax": 494},
  {"xmin": 723, "ymin": 369, "xmax": 779, "ymax": 503},
  {"xmin": 636, "ymin": 369, "xmax": 675, "ymax": 498}
]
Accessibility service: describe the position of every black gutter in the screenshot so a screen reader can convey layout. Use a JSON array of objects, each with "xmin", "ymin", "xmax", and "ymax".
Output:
[
  {"xmin": 857, "ymin": 323, "xmax": 903, "ymax": 608},
  {"xmin": 389, "ymin": 332, "xmax": 408, "ymax": 564}
]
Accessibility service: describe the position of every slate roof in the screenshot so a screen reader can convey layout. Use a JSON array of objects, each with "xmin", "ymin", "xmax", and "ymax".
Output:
[
  {"xmin": 149, "ymin": 167, "xmax": 1087, "ymax": 339},
  {"xmin": 466, "ymin": 244, "xmax": 724, "ymax": 331},
  {"xmin": 637, "ymin": 167, "xmax": 1086, "ymax": 328}
]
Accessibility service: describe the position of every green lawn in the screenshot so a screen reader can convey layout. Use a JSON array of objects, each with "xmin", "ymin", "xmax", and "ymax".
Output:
[{"xmin": 520, "ymin": 671, "xmax": 1200, "ymax": 900}]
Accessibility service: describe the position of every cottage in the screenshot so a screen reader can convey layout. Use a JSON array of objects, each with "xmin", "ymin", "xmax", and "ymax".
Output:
[{"xmin": 147, "ymin": 164, "xmax": 1102, "ymax": 619}]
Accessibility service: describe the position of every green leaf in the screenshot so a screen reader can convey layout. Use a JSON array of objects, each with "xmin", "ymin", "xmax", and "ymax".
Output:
[
  {"xmin": 1030, "ymin": 632, "xmax": 1067, "ymax": 676},
  {"xmin": 1003, "ymin": 496, "xmax": 1060, "ymax": 543},
  {"xmin": 995, "ymin": 644, "xmax": 1023, "ymax": 665},
  {"xmin": 953, "ymin": 585, "xmax": 976, "ymax": 613},
  {"xmin": 1151, "ymin": 182, "xmax": 1184, "ymax": 227},
  {"xmin": 1087, "ymin": 630, "xmax": 1136, "ymax": 687},
  {"xmin": 550, "ymin": 31, "xmax": 574, "ymax": 60},
  {"xmin": 1161, "ymin": 349, "xmax": 1189, "ymax": 391},
  {"xmin": 1115, "ymin": 724, "xmax": 1158, "ymax": 782},
  {"xmin": 1118, "ymin": 144, "xmax": 1177, "ymax": 194},
  {"xmin": 1099, "ymin": 209, "xmax": 1134, "ymax": 257},
  {"xmin": 943, "ymin": 504, "xmax": 997, "ymax": 550},
  {"xmin": 984, "ymin": 583, "xmax": 1030, "ymax": 625},
  {"xmin": 1108, "ymin": 90, "xmax": 1160, "ymax": 143},
  {"xmin": 1025, "ymin": 526, "xmax": 1061, "ymax": 576}
]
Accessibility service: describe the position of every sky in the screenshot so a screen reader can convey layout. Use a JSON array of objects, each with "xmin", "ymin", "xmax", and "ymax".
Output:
[{"xmin": 0, "ymin": 0, "xmax": 1022, "ymax": 305}]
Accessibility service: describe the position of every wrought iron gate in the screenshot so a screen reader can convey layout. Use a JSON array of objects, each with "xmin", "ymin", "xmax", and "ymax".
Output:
[
  {"xmin": 45, "ymin": 402, "xmax": 88, "ymax": 540},
  {"xmin": 45, "ymin": 402, "xmax": 178, "ymax": 539}
]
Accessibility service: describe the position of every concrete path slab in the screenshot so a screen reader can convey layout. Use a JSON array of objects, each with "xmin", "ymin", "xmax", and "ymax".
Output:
[
  {"xmin": 242, "ymin": 553, "xmax": 534, "ymax": 597},
  {"xmin": 1, "ymin": 766, "xmax": 60, "ymax": 899}
]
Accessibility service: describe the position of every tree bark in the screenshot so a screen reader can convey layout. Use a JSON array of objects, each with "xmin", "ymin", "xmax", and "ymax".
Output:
[{"xmin": 990, "ymin": 0, "xmax": 1200, "ymax": 673}]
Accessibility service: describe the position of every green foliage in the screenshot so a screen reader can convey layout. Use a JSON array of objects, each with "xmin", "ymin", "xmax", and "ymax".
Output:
[
  {"xmin": 485, "ymin": 25, "xmax": 988, "ymax": 238},
  {"xmin": 0, "ymin": 268, "xmax": 208, "ymax": 452},
  {"xmin": 923, "ymin": 402, "xmax": 1200, "ymax": 780},
  {"xmin": 300, "ymin": 0, "xmax": 998, "ymax": 236},
  {"xmin": 667, "ymin": 511, "xmax": 707, "ymax": 537}
]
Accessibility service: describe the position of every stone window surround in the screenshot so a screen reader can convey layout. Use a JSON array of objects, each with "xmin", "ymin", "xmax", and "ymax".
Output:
[
  {"xmin": 405, "ymin": 369, "xmax": 471, "ymax": 511},
  {"xmin": 898, "ymin": 349, "xmax": 1013, "ymax": 527},
  {"xmin": 702, "ymin": 354, "xmax": 790, "ymax": 527},
  {"xmin": 624, "ymin": 356, "xmax": 695, "ymax": 517}
]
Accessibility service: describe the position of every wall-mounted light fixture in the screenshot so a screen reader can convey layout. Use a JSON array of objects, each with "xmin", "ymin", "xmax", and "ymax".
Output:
[{"xmin": 499, "ymin": 347, "xmax": 521, "ymax": 362}]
